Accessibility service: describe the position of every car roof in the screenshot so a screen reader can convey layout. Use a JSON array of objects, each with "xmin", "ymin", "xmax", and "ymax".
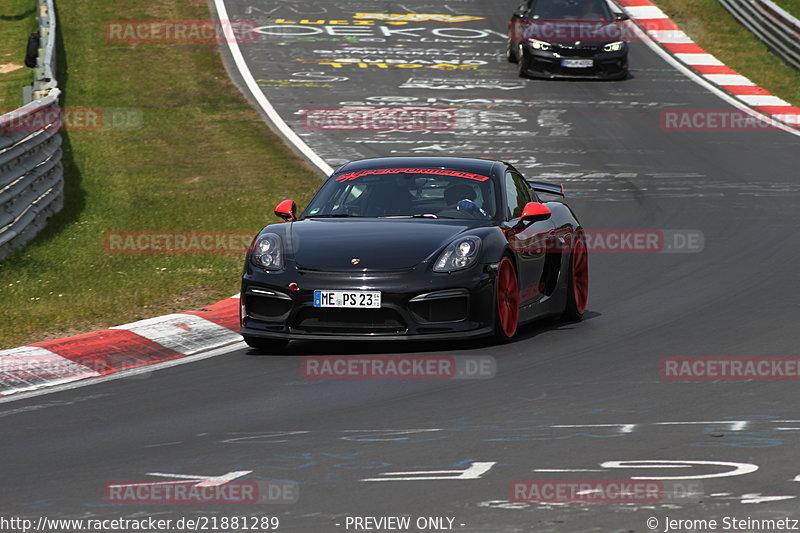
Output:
[{"xmin": 334, "ymin": 157, "xmax": 505, "ymax": 178}]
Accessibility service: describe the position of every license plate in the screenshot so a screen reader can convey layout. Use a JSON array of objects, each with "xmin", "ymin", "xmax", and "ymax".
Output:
[
  {"xmin": 313, "ymin": 290, "xmax": 381, "ymax": 308},
  {"xmin": 561, "ymin": 59, "xmax": 594, "ymax": 68}
]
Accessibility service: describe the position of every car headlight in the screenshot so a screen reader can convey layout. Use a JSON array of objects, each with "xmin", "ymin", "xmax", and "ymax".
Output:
[
  {"xmin": 603, "ymin": 41, "xmax": 625, "ymax": 52},
  {"xmin": 250, "ymin": 233, "xmax": 283, "ymax": 270},
  {"xmin": 527, "ymin": 38, "xmax": 552, "ymax": 51},
  {"xmin": 433, "ymin": 236, "xmax": 481, "ymax": 273}
]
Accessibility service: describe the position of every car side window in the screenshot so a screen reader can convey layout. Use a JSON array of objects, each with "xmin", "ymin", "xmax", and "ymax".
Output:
[{"xmin": 504, "ymin": 171, "xmax": 532, "ymax": 220}]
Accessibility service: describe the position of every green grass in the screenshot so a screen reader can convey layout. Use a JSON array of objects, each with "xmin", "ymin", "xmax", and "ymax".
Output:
[
  {"xmin": 0, "ymin": 0, "xmax": 37, "ymax": 109},
  {"xmin": 0, "ymin": 0, "xmax": 321, "ymax": 348},
  {"xmin": 772, "ymin": 0, "xmax": 800, "ymax": 20},
  {"xmin": 652, "ymin": 0, "xmax": 800, "ymax": 107}
]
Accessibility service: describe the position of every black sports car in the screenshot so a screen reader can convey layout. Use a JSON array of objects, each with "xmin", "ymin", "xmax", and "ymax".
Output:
[
  {"xmin": 240, "ymin": 157, "xmax": 588, "ymax": 350},
  {"xmin": 507, "ymin": 0, "xmax": 630, "ymax": 80}
]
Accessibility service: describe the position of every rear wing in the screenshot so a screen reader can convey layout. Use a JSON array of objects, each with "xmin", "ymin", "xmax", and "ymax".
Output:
[{"xmin": 527, "ymin": 180, "xmax": 565, "ymax": 197}]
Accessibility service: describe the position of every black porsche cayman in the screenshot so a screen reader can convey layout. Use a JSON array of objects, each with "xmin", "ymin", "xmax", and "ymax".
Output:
[{"xmin": 240, "ymin": 157, "xmax": 588, "ymax": 350}]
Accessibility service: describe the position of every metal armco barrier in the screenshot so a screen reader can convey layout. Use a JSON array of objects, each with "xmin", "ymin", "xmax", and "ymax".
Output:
[
  {"xmin": 0, "ymin": 0, "xmax": 62, "ymax": 260},
  {"xmin": 719, "ymin": 0, "xmax": 800, "ymax": 71}
]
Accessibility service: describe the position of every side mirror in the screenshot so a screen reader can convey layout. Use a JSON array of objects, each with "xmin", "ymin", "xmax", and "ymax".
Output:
[
  {"xmin": 520, "ymin": 202, "xmax": 552, "ymax": 223},
  {"xmin": 274, "ymin": 200, "xmax": 296, "ymax": 222},
  {"xmin": 512, "ymin": 9, "xmax": 527, "ymax": 19},
  {"xmin": 615, "ymin": 12, "xmax": 630, "ymax": 21}
]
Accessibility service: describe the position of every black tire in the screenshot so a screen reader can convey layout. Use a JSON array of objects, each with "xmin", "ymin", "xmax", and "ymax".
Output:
[
  {"xmin": 506, "ymin": 40, "xmax": 518, "ymax": 63},
  {"xmin": 517, "ymin": 50, "xmax": 531, "ymax": 78},
  {"xmin": 243, "ymin": 336, "xmax": 289, "ymax": 353}
]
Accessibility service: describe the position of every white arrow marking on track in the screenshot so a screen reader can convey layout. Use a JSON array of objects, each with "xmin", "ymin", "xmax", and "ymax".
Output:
[
  {"xmin": 112, "ymin": 470, "xmax": 254, "ymax": 488},
  {"xmin": 551, "ymin": 424, "xmax": 637, "ymax": 433},
  {"xmin": 656, "ymin": 421, "xmax": 748, "ymax": 431},
  {"xmin": 361, "ymin": 461, "xmax": 495, "ymax": 481},
  {"xmin": 740, "ymin": 493, "xmax": 796, "ymax": 504},
  {"xmin": 600, "ymin": 460, "xmax": 758, "ymax": 480}
]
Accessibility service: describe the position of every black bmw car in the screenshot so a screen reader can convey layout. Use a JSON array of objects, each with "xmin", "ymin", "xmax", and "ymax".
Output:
[
  {"xmin": 507, "ymin": 0, "xmax": 630, "ymax": 80},
  {"xmin": 240, "ymin": 157, "xmax": 588, "ymax": 350}
]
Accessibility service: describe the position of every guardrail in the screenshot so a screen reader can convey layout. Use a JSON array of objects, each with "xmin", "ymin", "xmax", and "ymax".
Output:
[
  {"xmin": 719, "ymin": 0, "xmax": 800, "ymax": 71},
  {"xmin": 0, "ymin": 0, "xmax": 63, "ymax": 260}
]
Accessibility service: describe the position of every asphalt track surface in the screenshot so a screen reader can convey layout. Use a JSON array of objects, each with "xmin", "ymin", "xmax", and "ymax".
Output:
[{"xmin": 3, "ymin": 1, "xmax": 800, "ymax": 532}]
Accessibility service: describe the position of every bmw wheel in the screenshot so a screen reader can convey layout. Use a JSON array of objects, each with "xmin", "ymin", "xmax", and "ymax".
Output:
[{"xmin": 506, "ymin": 40, "xmax": 518, "ymax": 63}]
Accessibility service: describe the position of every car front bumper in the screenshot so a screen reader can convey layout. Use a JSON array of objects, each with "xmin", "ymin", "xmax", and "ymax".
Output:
[
  {"xmin": 522, "ymin": 44, "xmax": 628, "ymax": 79},
  {"xmin": 241, "ymin": 262, "xmax": 497, "ymax": 341}
]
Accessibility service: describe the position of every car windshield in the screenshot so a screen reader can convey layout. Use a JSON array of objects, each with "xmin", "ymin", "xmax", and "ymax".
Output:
[
  {"xmin": 302, "ymin": 168, "xmax": 498, "ymax": 220},
  {"xmin": 530, "ymin": 0, "xmax": 613, "ymax": 20}
]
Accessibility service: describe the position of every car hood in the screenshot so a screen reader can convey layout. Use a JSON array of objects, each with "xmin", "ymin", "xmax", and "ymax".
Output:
[
  {"xmin": 524, "ymin": 20, "xmax": 623, "ymax": 45},
  {"xmin": 288, "ymin": 218, "xmax": 477, "ymax": 271}
]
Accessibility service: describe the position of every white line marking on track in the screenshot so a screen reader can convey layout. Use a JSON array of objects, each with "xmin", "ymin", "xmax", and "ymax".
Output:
[
  {"xmin": 143, "ymin": 441, "xmax": 183, "ymax": 448},
  {"xmin": 339, "ymin": 429, "xmax": 443, "ymax": 441},
  {"xmin": 532, "ymin": 469, "xmax": 604, "ymax": 472},
  {"xmin": 624, "ymin": 6, "xmax": 668, "ymax": 18},
  {"xmin": 674, "ymin": 53, "xmax": 725, "ymax": 66},
  {"xmin": 738, "ymin": 95, "xmax": 791, "ymax": 106},
  {"xmin": 551, "ymin": 424, "xmax": 637, "ymax": 433},
  {"xmin": 703, "ymin": 74, "xmax": 755, "ymax": 86},
  {"xmin": 213, "ymin": 0, "xmax": 334, "ymax": 175},
  {"xmin": 740, "ymin": 493, "xmax": 796, "ymax": 504},
  {"xmin": 649, "ymin": 30, "xmax": 692, "ymax": 43}
]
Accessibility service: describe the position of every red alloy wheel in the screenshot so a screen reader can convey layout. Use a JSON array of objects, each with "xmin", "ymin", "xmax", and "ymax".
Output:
[
  {"xmin": 496, "ymin": 256, "xmax": 520, "ymax": 339},
  {"xmin": 571, "ymin": 236, "xmax": 589, "ymax": 314}
]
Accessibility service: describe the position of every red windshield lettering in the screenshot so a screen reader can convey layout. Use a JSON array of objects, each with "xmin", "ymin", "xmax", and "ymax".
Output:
[{"xmin": 335, "ymin": 167, "xmax": 491, "ymax": 182}]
